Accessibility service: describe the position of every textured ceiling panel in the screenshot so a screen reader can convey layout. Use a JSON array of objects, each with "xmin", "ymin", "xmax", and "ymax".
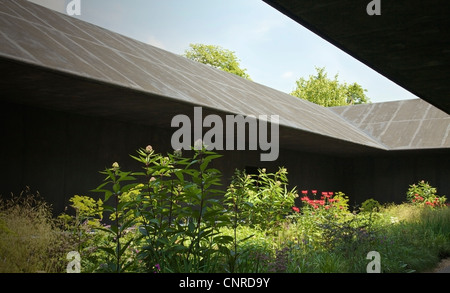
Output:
[
  {"xmin": 263, "ymin": 0, "xmax": 450, "ymax": 114},
  {"xmin": 0, "ymin": 0, "xmax": 386, "ymax": 152},
  {"xmin": 331, "ymin": 99, "xmax": 450, "ymax": 150}
]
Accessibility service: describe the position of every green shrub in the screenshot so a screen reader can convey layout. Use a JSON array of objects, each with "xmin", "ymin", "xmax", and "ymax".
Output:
[
  {"xmin": 225, "ymin": 167, "xmax": 297, "ymax": 230},
  {"xmin": 360, "ymin": 198, "xmax": 381, "ymax": 213},
  {"xmin": 62, "ymin": 144, "xmax": 232, "ymax": 273},
  {"xmin": 406, "ymin": 180, "xmax": 447, "ymax": 208}
]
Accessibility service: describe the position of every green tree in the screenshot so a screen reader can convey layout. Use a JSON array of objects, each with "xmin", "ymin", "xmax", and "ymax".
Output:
[
  {"xmin": 184, "ymin": 43, "xmax": 251, "ymax": 80},
  {"xmin": 290, "ymin": 67, "xmax": 370, "ymax": 107}
]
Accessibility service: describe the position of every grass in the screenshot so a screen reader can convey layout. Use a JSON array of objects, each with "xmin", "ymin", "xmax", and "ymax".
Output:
[
  {"xmin": 0, "ymin": 188, "xmax": 75, "ymax": 273},
  {"xmin": 0, "ymin": 188, "xmax": 448, "ymax": 273},
  {"xmin": 219, "ymin": 203, "xmax": 450, "ymax": 273}
]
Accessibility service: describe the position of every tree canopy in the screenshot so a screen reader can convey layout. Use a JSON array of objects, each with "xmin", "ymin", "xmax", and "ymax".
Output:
[
  {"xmin": 184, "ymin": 43, "xmax": 251, "ymax": 80},
  {"xmin": 290, "ymin": 67, "xmax": 371, "ymax": 107}
]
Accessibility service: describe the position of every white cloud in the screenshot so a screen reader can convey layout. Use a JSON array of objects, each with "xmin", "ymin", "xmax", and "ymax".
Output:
[{"xmin": 281, "ymin": 71, "xmax": 294, "ymax": 79}]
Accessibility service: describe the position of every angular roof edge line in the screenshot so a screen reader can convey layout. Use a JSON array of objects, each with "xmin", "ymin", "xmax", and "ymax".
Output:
[
  {"xmin": 1, "ymin": 53, "xmax": 388, "ymax": 151},
  {"xmin": 324, "ymin": 106, "xmax": 391, "ymax": 150}
]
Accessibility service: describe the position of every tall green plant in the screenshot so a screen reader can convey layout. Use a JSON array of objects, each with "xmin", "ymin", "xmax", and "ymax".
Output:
[
  {"xmin": 92, "ymin": 162, "xmax": 139, "ymax": 273},
  {"xmin": 226, "ymin": 167, "xmax": 297, "ymax": 230},
  {"xmin": 224, "ymin": 169, "xmax": 256, "ymax": 272},
  {"xmin": 130, "ymin": 144, "xmax": 231, "ymax": 272}
]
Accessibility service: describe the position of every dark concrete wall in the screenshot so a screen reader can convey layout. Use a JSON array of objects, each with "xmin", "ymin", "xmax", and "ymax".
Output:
[
  {"xmin": 1, "ymin": 102, "xmax": 449, "ymax": 215},
  {"xmin": 344, "ymin": 151, "xmax": 450, "ymax": 205},
  {"xmin": 1, "ymin": 102, "xmax": 175, "ymax": 214}
]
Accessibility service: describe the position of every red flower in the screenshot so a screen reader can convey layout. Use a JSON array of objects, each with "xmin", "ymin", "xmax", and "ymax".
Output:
[
  {"xmin": 312, "ymin": 190, "xmax": 317, "ymax": 194},
  {"xmin": 328, "ymin": 192, "xmax": 333, "ymax": 196},
  {"xmin": 321, "ymin": 192, "xmax": 327, "ymax": 196},
  {"xmin": 325, "ymin": 206, "xmax": 330, "ymax": 210},
  {"xmin": 301, "ymin": 196, "xmax": 310, "ymax": 202},
  {"xmin": 292, "ymin": 207, "xmax": 300, "ymax": 213},
  {"xmin": 301, "ymin": 190, "xmax": 308, "ymax": 195}
]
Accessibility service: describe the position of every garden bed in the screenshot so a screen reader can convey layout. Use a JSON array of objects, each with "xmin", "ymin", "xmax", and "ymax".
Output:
[{"xmin": 1, "ymin": 146, "xmax": 448, "ymax": 273}]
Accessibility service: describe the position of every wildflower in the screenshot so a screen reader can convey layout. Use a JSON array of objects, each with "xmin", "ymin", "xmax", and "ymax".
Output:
[
  {"xmin": 145, "ymin": 145, "xmax": 153, "ymax": 154},
  {"xmin": 325, "ymin": 205, "xmax": 330, "ymax": 210},
  {"xmin": 321, "ymin": 192, "xmax": 327, "ymax": 196},
  {"xmin": 194, "ymin": 138, "xmax": 204, "ymax": 150},
  {"xmin": 174, "ymin": 149, "xmax": 182, "ymax": 157},
  {"xmin": 301, "ymin": 196, "xmax": 309, "ymax": 202},
  {"xmin": 292, "ymin": 207, "xmax": 300, "ymax": 213},
  {"xmin": 312, "ymin": 190, "xmax": 317, "ymax": 195},
  {"xmin": 328, "ymin": 192, "xmax": 333, "ymax": 197},
  {"xmin": 301, "ymin": 190, "xmax": 308, "ymax": 195},
  {"xmin": 112, "ymin": 162, "xmax": 119, "ymax": 171},
  {"xmin": 154, "ymin": 264, "xmax": 161, "ymax": 273}
]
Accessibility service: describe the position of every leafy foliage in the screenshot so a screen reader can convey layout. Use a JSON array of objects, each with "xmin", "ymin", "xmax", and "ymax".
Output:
[
  {"xmin": 184, "ymin": 43, "xmax": 251, "ymax": 80},
  {"xmin": 3, "ymin": 150, "xmax": 449, "ymax": 273},
  {"xmin": 0, "ymin": 188, "xmax": 75, "ymax": 273},
  {"xmin": 290, "ymin": 67, "xmax": 371, "ymax": 107},
  {"xmin": 225, "ymin": 167, "xmax": 297, "ymax": 230}
]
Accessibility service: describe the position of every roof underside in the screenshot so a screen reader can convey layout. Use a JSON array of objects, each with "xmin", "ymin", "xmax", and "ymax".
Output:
[
  {"xmin": 263, "ymin": 0, "xmax": 450, "ymax": 115},
  {"xmin": 0, "ymin": 0, "xmax": 448, "ymax": 156},
  {"xmin": 331, "ymin": 99, "xmax": 450, "ymax": 150}
]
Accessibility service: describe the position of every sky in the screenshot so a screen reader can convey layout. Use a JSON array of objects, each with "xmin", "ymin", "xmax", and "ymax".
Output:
[{"xmin": 29, "ymin": 0, "xmax": 420, "ymax": 103}]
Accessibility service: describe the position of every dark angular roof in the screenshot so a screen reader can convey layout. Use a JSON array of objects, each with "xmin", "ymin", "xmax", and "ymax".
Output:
[
  {"xmin": 331, "ymin": 99, "xmax": 450, "ymax": 150},
  {"xmin": 263, "ymin": 0, "xmax": 450, "ymax": 114}
]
